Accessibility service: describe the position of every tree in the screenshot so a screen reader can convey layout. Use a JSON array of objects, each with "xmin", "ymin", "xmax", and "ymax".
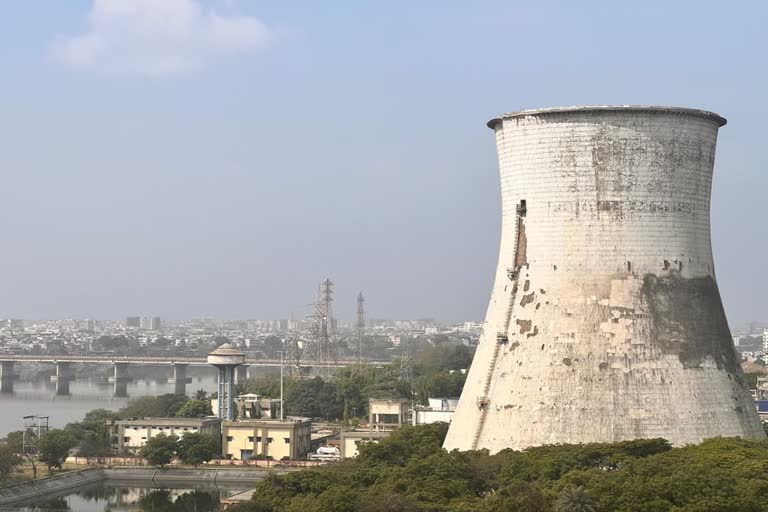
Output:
[
  {"xmin": 3, "ymin": 430, "xmax": 37, "ymax": 478},
  {"xmin": 120, "ymin": 394, "xmax": 189, "ymax": 418},
  {"xmin": 140, "ymin": 433, "xmax": 178, "ymax": 467},
  {"xmin": 237, "ymin": 375, "xmax": 286, "ymax": 397},
  {"xmin": 65, "ymin": 408, "xmax": 116, "ymax": 458},
  {"xmin": 1, "ymin": 431, "xmax": 24, "ymax": 453},
  {"xmin": 38, "ymin": 429, "xmax": 77, "ymax": 473},
  {"xmin": 224, "ymin": 500, "xmax": 275, "ymax": 512},
  {"xmin": 78, "ymin": 436, "xmax": 112, "ymax": 458},
  {"xmin": 555, "ymin": 486, "xmax": 598, "ymax": 512},
  {"xmin": 177, "ymin": 432, "xmax": 219, "ymax": 466},
  {"xmin": 175, "ymin": 399, "xmax": 212, "ymax": 418},
  {"xmin": 194, "ymin": 389, "xmax": 208, "ymax": 400},
  {"xmin": 0, "ymin": 444, "xmax": 22, "ymax": 480},
  {"xmin": 285, "ymin": 377, "xmax": 342, "ymax": 419}
]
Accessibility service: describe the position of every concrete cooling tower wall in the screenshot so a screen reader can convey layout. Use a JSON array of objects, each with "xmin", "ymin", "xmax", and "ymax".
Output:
[{"xmin": 443, "ymin": 106, "xmax": 764, "ymax": 453}]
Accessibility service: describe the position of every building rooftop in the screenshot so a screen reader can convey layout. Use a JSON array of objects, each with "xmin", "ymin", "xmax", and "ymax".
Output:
[
  {"xmin": 222, "ymin": 418, "xmax": 310, "ymax": 427},
  {"xmin": 208, "ymin": 342, "xmax": 244, "ymax": 357},
  {"xmin": 487, "ymin": 105, "xmax": 727, "ymax": 129},
  {"xmin": 114, "ymin": 417, "xmax": 220, "ymax": 426},
  {"xmin": 207, "ymin": 342, "xmax": 246, "ymax": 366}
]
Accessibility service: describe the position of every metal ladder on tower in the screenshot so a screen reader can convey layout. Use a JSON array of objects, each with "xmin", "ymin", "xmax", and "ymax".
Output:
[
  {"xmin": 471, "ymin": 201, "xmax": 526, "ymax": 450},
  {"xmin": 471, "ymin": 282, "xmax": 517, "ymax": 450}
]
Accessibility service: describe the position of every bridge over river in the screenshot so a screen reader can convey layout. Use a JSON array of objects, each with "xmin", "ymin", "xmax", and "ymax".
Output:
[{"xmin": 0, "ymin": 354, "xmax": 389, "ymax": 397}]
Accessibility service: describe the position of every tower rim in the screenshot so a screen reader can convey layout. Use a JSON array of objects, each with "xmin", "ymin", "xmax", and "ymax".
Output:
[{"xmin": 487, "ymin": 105, "xmax": 727, "ymax": 129}]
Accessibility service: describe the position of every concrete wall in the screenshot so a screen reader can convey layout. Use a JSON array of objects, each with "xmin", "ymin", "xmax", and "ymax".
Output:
[
  {"xmin": 412, "ymin": 409, "xmax": 454, "ymax": 425},
  {"xmin": 0, "ymin": 469, "xmax": 104, "ymax": 506},
  {"xmin": 444, "ymin": 106, "xmax": 765, "ymax": 453}
]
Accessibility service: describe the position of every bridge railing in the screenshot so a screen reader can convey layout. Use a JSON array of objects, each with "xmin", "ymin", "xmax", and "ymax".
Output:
[{"xmin": 0, "ymin": 354, "xmax": 390, "ymax": 367}]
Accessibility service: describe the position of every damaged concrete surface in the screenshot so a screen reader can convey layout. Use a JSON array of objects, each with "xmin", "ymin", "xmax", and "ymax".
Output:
[{"xmin": 443, "ymin": 106, "xmax": 764, "ymax": 454}]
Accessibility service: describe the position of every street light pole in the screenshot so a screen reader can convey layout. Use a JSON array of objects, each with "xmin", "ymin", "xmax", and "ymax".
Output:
[{"xmin": 280, "ymin": 346, "xmax": 285, "ymax": 421}]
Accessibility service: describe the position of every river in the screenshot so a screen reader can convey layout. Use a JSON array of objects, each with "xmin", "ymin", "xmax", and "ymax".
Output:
[{"xmin": 0, "ymin": 367, "xmax": 259, "ymax": 437}]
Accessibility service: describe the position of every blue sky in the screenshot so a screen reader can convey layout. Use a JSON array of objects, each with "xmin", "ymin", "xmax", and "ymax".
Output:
[{"xmin": 0, "ymin": 1, "xmax": 765, "ymax": 326}]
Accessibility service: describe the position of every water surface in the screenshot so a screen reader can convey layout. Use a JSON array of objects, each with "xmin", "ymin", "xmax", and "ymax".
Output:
[{"xmin": 18, "ymin": 482, "xmax": 251, "ymax": 511}]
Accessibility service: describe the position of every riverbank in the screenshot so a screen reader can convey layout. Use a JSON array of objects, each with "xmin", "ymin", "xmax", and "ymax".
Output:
[{"xmin": 0, "ymin": 467, "xmax": 270, "ymax": 506}]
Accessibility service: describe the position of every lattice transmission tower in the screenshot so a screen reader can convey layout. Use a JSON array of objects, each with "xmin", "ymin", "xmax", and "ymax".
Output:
[
  {"xmin": 302, "ymin": 279, "xmax": 337, "ymax": 376},
  {"xmin": 356, "ymin": 292, "xmax": 366, "ymax": 363}
]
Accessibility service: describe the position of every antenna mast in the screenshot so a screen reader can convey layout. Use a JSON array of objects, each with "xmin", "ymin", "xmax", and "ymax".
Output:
[{"xmin": 356, "ymin": 292, "xmax": 365, "ymax": 363}]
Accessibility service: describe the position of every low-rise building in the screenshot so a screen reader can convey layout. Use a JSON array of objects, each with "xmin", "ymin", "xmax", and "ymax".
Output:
[
  {"xmin": 340, "ymin": 398, "xmax": 411, "ymax": 458},
  {"xmin": 369, "ymin": 398, "xmax": 409, "ymax": 431},
  {"xmin": 340, "ymin": 429, "xmax": 391, "ymax": 458},
  {"xmin": 111, "ymin": 417, "xmax": 221, "ymax": 454},
  {"xmin": 410, "ymin": 397, "xmax": 459, "ymax": 425},
  {"xmin": 221, "ymin": 419, "xmax": 311, "ymax": 461}
]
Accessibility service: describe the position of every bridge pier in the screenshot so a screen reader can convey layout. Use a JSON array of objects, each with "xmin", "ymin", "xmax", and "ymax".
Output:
[
  {"xmin": 236, "ymin": 364, "xmax": 250, "ymax": 384},
  {"xmin": 0, "ymin": 361, "xmax": 15, "ymax": 394},
  {"xmin": 168, "ymin": 363, "xmax": 191, "ymax": 395},
  {"xmin": 109, "ymin": 362, "xmax": 130, "ymax": 398},
  {"xmin": 52, "ymin": 362, "xmax": 74, "ymax": 395}
]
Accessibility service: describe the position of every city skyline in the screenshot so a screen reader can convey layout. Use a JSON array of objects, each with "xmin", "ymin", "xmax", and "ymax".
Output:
[{"xmin": 1, "ymin": 1, "xmax": 766, "ymax": 324}]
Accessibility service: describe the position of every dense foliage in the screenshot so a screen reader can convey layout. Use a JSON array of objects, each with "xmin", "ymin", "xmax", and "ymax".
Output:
[
  {"xmin": 237, "ymin": 345, "xmax": 474, "ymax": 421},
  {"xmin": 140, "ymin": 433, "xmax": 178, "ymax": 466},
  {"xmin": 228, "ymin": 424, "xmax": 768, "ymax": 512},
  {"xmin": 0, "ymin": 444, "xmax": 22, "ymax": 480},
  {"xmin": 175, "ymin": 399, "xmax": 213, "ymax": 418},
  {"xmin": 120, "ymin": 393, "xmax": 190, "ymax": 418},
  {"xmin": 176, "ymin": 432, "xmax": 219, "ymax": 466},
  {"xmin": 38, "ymin": 429, "xmax": 77, "ymax": 472},
  {"xmin": 138, "ymin": 432, "xmax": 220, "ymax": 467}
]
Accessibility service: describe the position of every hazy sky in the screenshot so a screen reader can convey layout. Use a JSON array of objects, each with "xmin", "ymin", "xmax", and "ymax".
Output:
[{"xmin": 0, "ymin": 1, "xmax": 766, "ymax": 325}]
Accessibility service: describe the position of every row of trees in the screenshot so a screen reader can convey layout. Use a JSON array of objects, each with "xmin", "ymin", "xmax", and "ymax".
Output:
[
  {"xmin": 229, "ymin": 423, "xmax": 768, "ymax": 512},
  {"xmin": 139, "ymin": 432, "xmax": 219, "ymax": 467},
  {"xmin": 238, "ymin": 344, "xmax": 474, "ymax": 421}
]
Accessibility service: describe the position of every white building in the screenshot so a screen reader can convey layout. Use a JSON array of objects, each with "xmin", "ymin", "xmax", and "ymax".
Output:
[
  {"xmin": 111, "ymin": 417, "xmax": 221, "ymax": 454},
  {"xmin": 763, "ymin": 329, "xmax": 768, "ymax": 358},
  {"xmin": 340, "ymin": 398, "xmax": 410, "ymax": 458},
  {"xmin": 411, "ymin": 398, "xmax": 459, "ymax": 425}
]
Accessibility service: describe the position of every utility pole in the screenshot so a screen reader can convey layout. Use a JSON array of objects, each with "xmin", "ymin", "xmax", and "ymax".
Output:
[
  {"xmin": 356, "ymin": 292, "xmax": 365, "ymax": 363},
  {"xmin": 280, "ymin": 348, "xmax": 285, "ymax": 421}
]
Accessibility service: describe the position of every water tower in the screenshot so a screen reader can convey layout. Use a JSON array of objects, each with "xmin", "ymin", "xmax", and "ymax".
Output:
[
  {"xmin": 208, "ymin": 343, "xmax": 245, "ymax": 420},
  {"xmin": 444, "ymin": 106, "xmax": 764, "ymax": 453}
]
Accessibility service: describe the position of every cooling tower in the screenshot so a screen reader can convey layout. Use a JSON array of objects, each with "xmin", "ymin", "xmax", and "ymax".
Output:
[{"xmin": 444, "ymin": 106, "xmax": 764, "ymax": 453}]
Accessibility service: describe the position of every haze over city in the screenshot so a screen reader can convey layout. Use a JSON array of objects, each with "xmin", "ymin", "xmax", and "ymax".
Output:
[{"xmin": 1, "ymin": 0, "xmax": 766, "ymax": 325}]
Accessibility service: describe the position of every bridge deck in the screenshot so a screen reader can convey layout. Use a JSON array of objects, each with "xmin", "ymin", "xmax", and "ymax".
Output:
[{"xmin": 0, "ymin": 354, "xmax": 388, "ymax": 367}]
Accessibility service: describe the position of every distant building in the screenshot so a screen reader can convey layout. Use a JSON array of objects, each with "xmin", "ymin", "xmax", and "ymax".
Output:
[
  {"xmin": 139, "ymin": 316, "xmax": 161, "ymax": 330},
  {"xmin": 125, "ymin": 316, "xmax": 141, "ymax": 328},
  {"xmin": 111, "ymin": 417, "xmax": 221, "ymax": 454},
  {"xmin": 763, "ymin": 329, "xmax": 768, "ymax": 357},
  {"xmin": 221, "ymin": 419, "xmax": 311, "ymax": 461},
  {"xmin": 368, "ymin": 398, "xmax": 409, "ymax": 431},
  {"xmin": 340, "ymin": 398, "xmax": 411, "ymax": 458},
  {"xmin": 410, "ymin": 398, "xmax": 459, "ymax": 425}
]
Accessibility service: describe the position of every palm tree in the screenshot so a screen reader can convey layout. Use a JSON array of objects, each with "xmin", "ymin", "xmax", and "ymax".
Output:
[
  {"xmin": 193, "ymin": 389, "xmax": 208, "ymax": 401},
  {"xmin": 555, "ymin": 485, "xmax": 598, "ymax": 512}
]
